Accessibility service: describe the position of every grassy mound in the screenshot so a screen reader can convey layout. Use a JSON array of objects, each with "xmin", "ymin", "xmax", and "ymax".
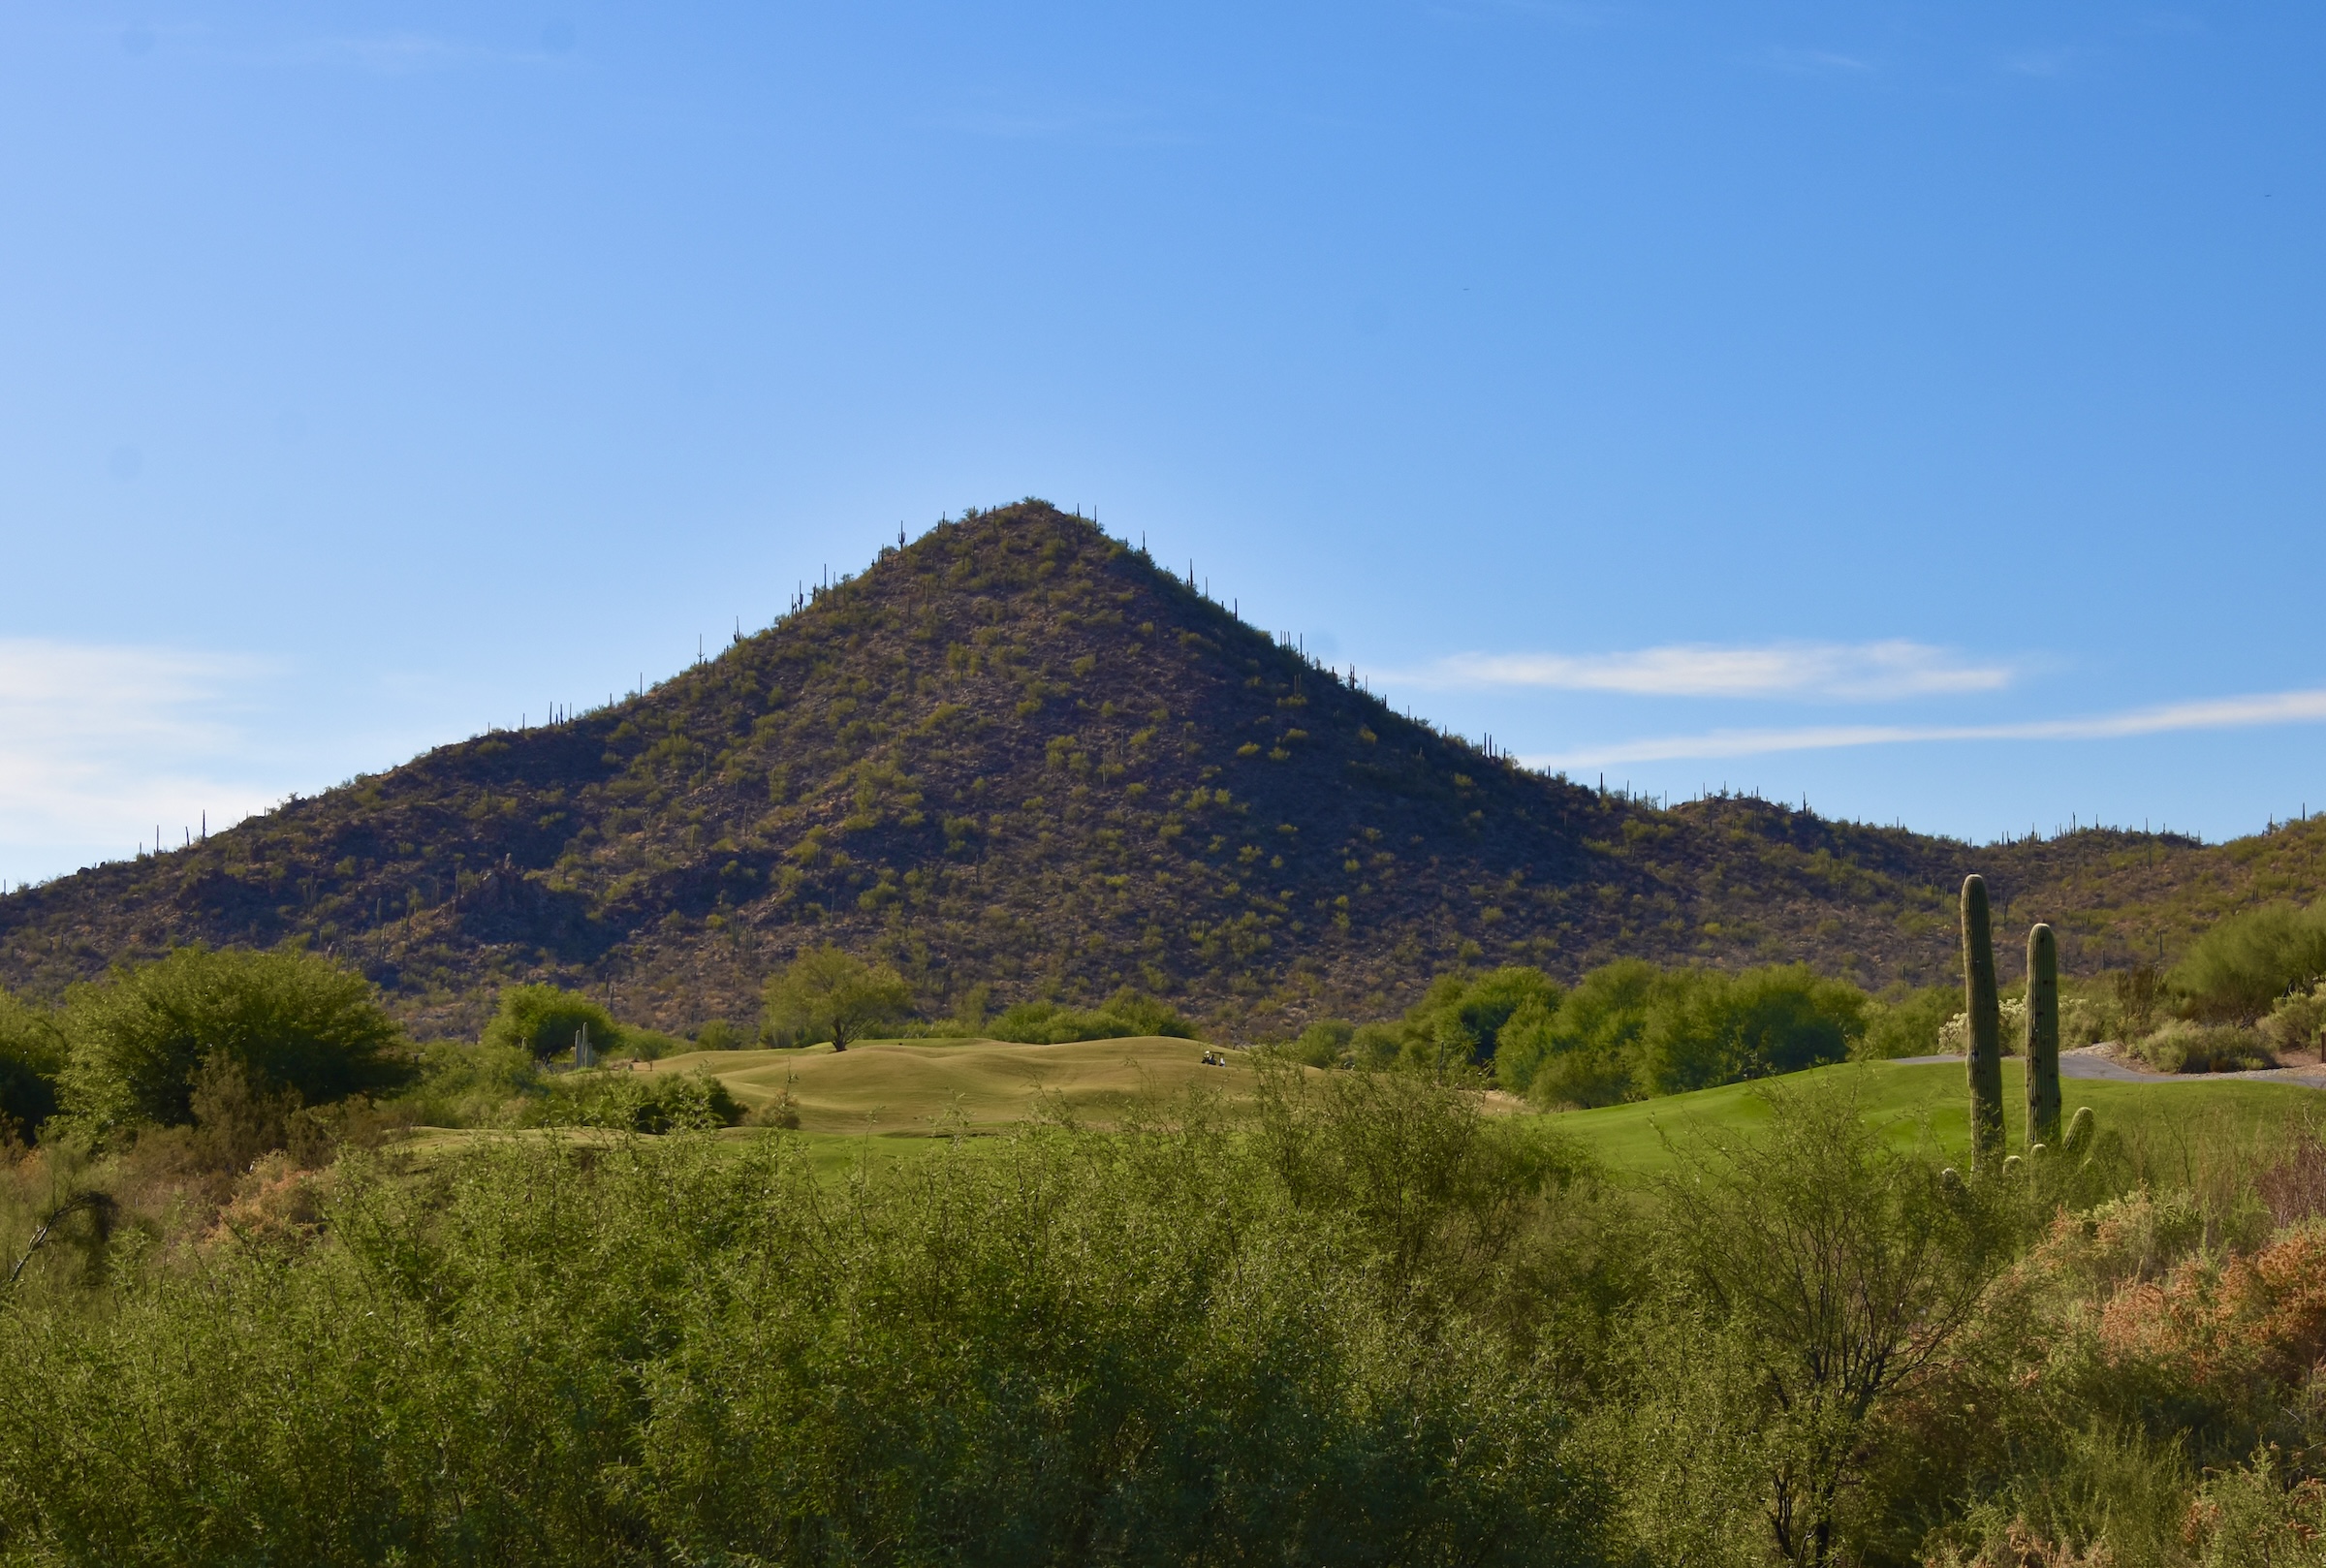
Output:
[
  {"xmin": 1544, "ymin": 1056, "xmax": 2319, "ymax": 1176},
  {"xmin": 640, "ymin": 1037, "xmax": 1259, "ymax": 1136}
]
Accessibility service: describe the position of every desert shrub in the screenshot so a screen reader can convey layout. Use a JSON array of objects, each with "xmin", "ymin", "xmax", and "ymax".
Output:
[
  {"xmin": 1594, "ymin": 1082, "xmax": 2010, "ymax": 1567},
  {"xmin": 1398, "ymin": 966, "xmax": 1564, "ymax": 1078},
  {"xmin": 2192, "ymin": 1450, "xmax": 2326, "ymax": 1568},
  {"xmin": 393, "ymin": 1041, "xmax": 541, "ymax": 1126},
  {"xmin": 526, "ymin": 1068, "xmax": 743, "ymax": 1133},
  {"xmin": 622, "ymin": 1028, "xmax": 686, "ymax": 1061},
  {"xmin": 1857, "ymin": 984, "xmax": 1961, "ymax": 1059},
  {"xmin": 2172, "ymin": 901, "xmax": 2326, "ymax": 1021},
  {"xmin": 0, "ymin": 1092, "xmax": 1614, "ymax": 1565},
  {"xmin": 2133, "ymin": 1019, "xmax": 2275, "ymax": 1074},
  {"xmin": 481, "ymin": 983, "xmax": 624, "ymax": 1061},
  {"xmin": 58, "ymin": 946, "xmax": 406, "ymax": 1129},
  {"xmin": 986, "ymin": 989, "xmax": 1195, "ymax": 1044},
  {"xmin": 2259, "ymin": 983, "xmax": 2326, "ymax": 1062},
  {"xmin": 1936, "ymin": 992, "xmax": 2106, "ymax": 1058},
  {"xmin": 0, "ymin": 989, "xmax": 65, "ymax": 1142},
  {"xmin": 1348, "ymin": 1021, "xmax": 1401, "ymax": 1068},
  {"xmin": 1279, "ymin": 1018, "xmax": 1353, "ymax": 1067},
  {"xmin": 1922, "ymin": 1424, "xmax": 2195, "ymax": 1568},
  {"xmin": 1639, "ymin": 964, "xmax": 1867, "ymax": 1091},
  {"xmin": 1501, "ymin": 961, "xmax": 1866, "ymax": 1108},
  {"xmin": 692, "ymin": 1019, "xmax": 745, "ymax": 1051}
]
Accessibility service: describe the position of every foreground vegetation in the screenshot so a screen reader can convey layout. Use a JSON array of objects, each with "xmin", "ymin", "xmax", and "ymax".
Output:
[
  {"xmin": 12, "ymin": 889, "xmax": 2326, "ymax": 1563},
  {"xmin": 10, "ymin": 1067, "xmax": 2326, "ymax": 1565}
]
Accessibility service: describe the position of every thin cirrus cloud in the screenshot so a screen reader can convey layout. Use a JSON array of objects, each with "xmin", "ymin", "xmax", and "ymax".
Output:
[
  {"xmin": 0, "ymin": 639, "xmax": 277, "ymax": 872},
  {"xmin": 1402, "ymin": 641, "xmax": 2016, "ymax": 702},
  {"xmin": 1524, "ymin": 686, "xmax": 2326, "ymax": 772}
]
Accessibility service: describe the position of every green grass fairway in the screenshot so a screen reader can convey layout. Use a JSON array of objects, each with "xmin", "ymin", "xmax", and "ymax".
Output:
[
  {"xmin": 642, "ymin": 1037, "xmax": 1264, "ymax": 1136},
  {"xmin": 397, "ymin": 1046, "xmax": 2322, "ymax": 1189},
  {"xmin": 1541, "ymin": 1058, "xmax": 2323, "ymax": 1177}
]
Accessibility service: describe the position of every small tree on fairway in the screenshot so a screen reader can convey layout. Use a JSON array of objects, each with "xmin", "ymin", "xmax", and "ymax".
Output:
[{"xmin": 761, "ymin": 946, "xmax": 911, "ymax": 1051}]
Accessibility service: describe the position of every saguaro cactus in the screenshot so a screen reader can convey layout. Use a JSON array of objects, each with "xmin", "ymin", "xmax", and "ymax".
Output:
[
  {"xmin": 1962, "ymin": 875, "xmax": 2004, "ymax": 1169},
  {"xmin": 2026, "ymin": 924, "xmax": 2061, "ymax": 1148}
]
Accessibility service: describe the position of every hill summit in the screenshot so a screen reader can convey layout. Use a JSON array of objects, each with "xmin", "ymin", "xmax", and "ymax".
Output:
[{"xmin": 1, "ymin": 501, "xmax": 2316, "ymax": 1039}]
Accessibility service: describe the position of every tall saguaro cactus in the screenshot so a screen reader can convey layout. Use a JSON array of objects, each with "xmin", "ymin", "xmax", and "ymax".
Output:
[
  {"xmin": 2026, "ymin": 923, "xmax": 2061, "ymax": 1148},
  {"xmin": 1962, "ymin": 875, "xmax": 2004, "ymax": 1169}
]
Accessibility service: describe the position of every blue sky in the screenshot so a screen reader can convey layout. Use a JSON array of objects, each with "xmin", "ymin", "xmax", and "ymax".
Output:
[{"xmin": 3, "ymin": 1, "xmax": 2323, "ymax": 888}]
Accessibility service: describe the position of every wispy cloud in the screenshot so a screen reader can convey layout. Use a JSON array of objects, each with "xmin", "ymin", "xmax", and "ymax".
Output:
[
  {"xmin": 274, "ymin": 33, "xmax": 562, "ymax": 73},
  {"xmin": 1762, "ymin": 47, "xmax": 1875, "ymax": 75},
  {"xmin": 2001, "ymin": 47, "xmax": 2075, "ymax": 77},
  {"xmin": 1524, "ymin": 685, "xmax": 2326, "ymax": 771},
  {"xmin": 1400, "ymin": 641, "xmax": 2014, "ymax": 701},
  {"xmin": 0, "ymin": 640, "xmax": 277, "ymax": 873}
]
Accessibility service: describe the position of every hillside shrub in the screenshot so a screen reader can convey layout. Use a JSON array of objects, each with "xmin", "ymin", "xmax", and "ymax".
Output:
[
  {"xmin": 394, "ymin": 1041, "xmax": 541, "ymax": 1126},
  {"xmin": 482, "ymin": 984, "xmax": 624, "ymax": 1062},
  {"xmin": 58, "ymin": 946, "xmax": 406, "ymax": 1129},
  {"xmin": 2172, "ymin": 900, "xmax": 2326, "ymax": 1020}
]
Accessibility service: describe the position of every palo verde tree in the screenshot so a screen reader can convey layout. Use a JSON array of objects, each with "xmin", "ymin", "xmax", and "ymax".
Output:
[
  {"xmin": 761, "ymin": 945, "xmax": 912, "ymax": 1051},
  {"xmin": 1635, "ymin": 1083, "xmax": 2006, "ymax": 1567},
  {"xmin": 58, "ymin": 945, "xmax": 406, "ymax": 1127}
]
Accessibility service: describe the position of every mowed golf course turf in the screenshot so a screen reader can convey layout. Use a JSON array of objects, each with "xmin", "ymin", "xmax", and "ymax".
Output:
[
  {"xmin": 406, "ymin": 1043, "xmax": 2326, "ymax": 1183},
  {"xmin": 641, "ymin": 1037, "xmax": 1259, "ymax": 1135},
  {"xmin": 1537, "ymin": 1057, "xmax": 2324, "ymax": 1176}
]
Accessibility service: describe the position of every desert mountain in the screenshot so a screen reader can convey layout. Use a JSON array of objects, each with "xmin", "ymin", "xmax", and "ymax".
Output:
[{"xmin": 2, "ymin": 502, "xmax": 2318, "ymax": 1040}]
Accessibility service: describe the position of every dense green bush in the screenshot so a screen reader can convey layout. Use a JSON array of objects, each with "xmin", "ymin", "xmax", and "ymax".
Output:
[
  {"xmin": 1280, "ymin": 1017, "xmax": 1355, "ymax": 1067},
  {"xmin": 1396, "ymin": 966, "xmax": 1562, "ymax": 1077},
  {"xmin": 1857, "ymin": 983, "xmax": 1961, "ymax": 1059},
  {"xmin": 57, "ymin": 946, "xmax": 406, "ymax": 1128},
  {"xmin": 1491, "ymin": 960, "xmax": 1867, "ymax": 1108},
  {"xmin": 0, "ymin": 989, "xmax": 65, "ymax": 1141},
  {"xmin": 2170, "ymin": 899, "xmax": 2326, "ymax": 1020},
  {"xmin": 0, "ymin": 1081, "xmax": 1610, "ymax": 1566},
  {"xmin": 525, "ymin": 1067, "xmax": 745, "ymax": 1132},
  {"xmin": 393, "ymin": 1040, "xmax": 541, "ymax": 1126},
  {"xmin": 481, "ymin": 983, "xmax": 624, "ymax": 1061},
  {"xmin": 2259, "ymin": 982, "xmax": 2326, "ymax": 1060},
  {"xmin": 984, "ymin": 989, "xmax": 1196, "ymax": 1044},
  {"xmin": 2130, "ymin": 1019, "xmax": 2276, "ymax": 1074}
]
